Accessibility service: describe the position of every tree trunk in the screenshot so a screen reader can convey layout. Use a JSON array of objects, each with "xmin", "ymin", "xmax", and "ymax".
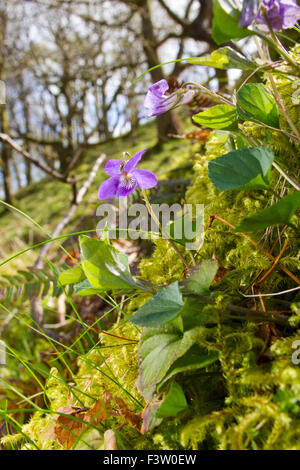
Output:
[
  {"xmin": 0, "ymin": 2, "xmax": 13, "ymax": 204},
  {"xmin": 1, "ymin": 143, "xmax": 13, "ymax": 204},
  {"xmin": 58, "ymin": 144, "xmax": 74, "ymax": 174},
  {"xmin": 25, "ymin": 160, "xmax": 32, "ymax": 185},
  {"xmin": 12, "ymin": 154, "xmax": 21, "ymax": 189},
  {"xmin": 23, "ymin": 94, "xmax": 32, "ymax": 185},
  {"xmin": 139, "ymin": 0, "xmax": 180, "ymax": 143}
]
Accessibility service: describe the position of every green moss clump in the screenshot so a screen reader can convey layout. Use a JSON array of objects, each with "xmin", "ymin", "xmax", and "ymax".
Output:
[
  {"xmin": 139, "ymin": 238, "xmax": 187, "ymax": 285},
  {"xmin": 75, "ymin": 323, "xmax": 143, "ymax": 408}
]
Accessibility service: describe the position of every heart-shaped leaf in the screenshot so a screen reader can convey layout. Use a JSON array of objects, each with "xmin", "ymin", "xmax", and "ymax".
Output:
[
  {"xmin": 156, "ymin": 382, "xmax": 188, "ymax": 418},
  {"xmin": 157, "ymin": 345, "xmax": 219, "ymax": 392},
  {"xmin": 79, "ymin": 235, "xmax": 138, "ymax": 292},
  {"xmin": 130, "ymin": 282, "xmax": 184, "ymax": 327},
  {"xmin": 208, "ymin": 146, "xmax": 274, "ymax": 191},
  {"xmin": 184, "ymin": 260, "xmax": 218, "ymax": 295},
  {"xmin": 236, "ymin": 191, "xmax": 300, "ymax": 232},
  {"xmin": 137, "ymin": 324, "xmax": 203, "ymax": 401},
  {"xmin": 193, "ymin": 105, "xmax": 238, "ymax": 130},
  {"xmin": 237, "ymin": 83, "xmax": 279, "ymax": 128}
]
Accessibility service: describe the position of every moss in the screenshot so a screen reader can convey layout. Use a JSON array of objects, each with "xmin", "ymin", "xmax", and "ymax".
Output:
[
  {"xmin": 45, "ymin": 368, "xmax": 70, "ymax": 410},
  {"xmin": 139, "ymin": 238, "xmax": 187, "ymax": 285},
  {"xmin": 75, "ymin": 323, "xmax": 143, "ymax": 408},
  {"xmin": 21, "ymin": 412, "xmax": 61, "ymax": 450}
]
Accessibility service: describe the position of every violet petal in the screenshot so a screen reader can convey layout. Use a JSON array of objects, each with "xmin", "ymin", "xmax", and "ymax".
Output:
[
  {"xmin": 104, "ymin": 159, "xmax": 122, "ymax": 176},
  {"xmin": 146, "ymin": 79, "xmax": 169, "ymax": 98},
  {"xmin": 116, "ymin": 180, "xmax": 138, "ymax": 197},
  {"xmin": 123, "ymin": 149, "xmax": 147, "ymax": 173},
  {"xmin": 256, "ymin": 0, "xmax": 300, "ymax": 30},
  {"xmin": 98, "ymin": 176, "xmax": 120, "ymax": 200},
  {"xmin": 132, "ymin": 169, "xmax": 158, "ymax": 189},
  {"xmin": 239, "ymin": 0, "xmax": 256, "ymax": 27}
]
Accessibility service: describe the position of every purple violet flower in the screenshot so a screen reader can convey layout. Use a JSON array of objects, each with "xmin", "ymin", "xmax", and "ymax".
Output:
[
  {"xmin": 240, "ymin": 0, "xmax": 300, "ymax": 30},
  {"xmin": 256, "ymin": 0, "xmax": 300, "ymax": 30},
  {"xmin": 98, "ymin": 149, "xmax": 157, "ymax": 200},
  {"xmin": 144, "ymin": 79, "xmax": 195, "ymax": 118},
  {"xmin": 239, "ymin": 0, "xmax": 258, "ymax": 28}
]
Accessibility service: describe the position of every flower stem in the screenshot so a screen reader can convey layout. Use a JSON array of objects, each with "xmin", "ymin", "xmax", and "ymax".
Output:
[
  {"xmin": 184, "ymin": 82, "xmax": 235, "ymax": 107},
  {"xmin": 255, "ymin": 37, "xmax": 300, "ymax": 140},
  {"xmin": 141, "ymin": 189, "xmax": 191, "ymax": 270},
  {"xmin": 258, "ymin": 8, "xmax": 299, "ymax": 70}
]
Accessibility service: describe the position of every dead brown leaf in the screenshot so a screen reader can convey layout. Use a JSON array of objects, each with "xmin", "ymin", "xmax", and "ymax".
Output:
[
  {"xmin": 114, "ymin": 396, "xmax": 142, "ymax": 431},
  {"xmin": 54, "ymin": 399, "xmax": 108, "ymax": 449},
  {"xmin": 55, "ymin": 412, "xmax": 85, "ymax": 450},
  {"xmin": 53, "ymin": 390, "xmax": 160, "ymax": 449}
]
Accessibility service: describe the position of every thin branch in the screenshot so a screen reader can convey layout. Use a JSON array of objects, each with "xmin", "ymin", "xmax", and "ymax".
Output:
[
  {"xmin": 0, "ymin": 133, "xmax": 70, "ymax": 182},
  {"xmin": 156, "ymin": 0, "xmax": 186, "ymax": 27},
  {"xmin": 272, "ymin": 162, "xmax": 300, "ymax": 191},
  {"xmin": 240, "ymin": 286, "xmax": 300, "ymax": 298}
]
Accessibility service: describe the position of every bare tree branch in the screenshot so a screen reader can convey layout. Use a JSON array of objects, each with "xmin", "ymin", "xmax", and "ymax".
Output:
[{"xmin": 0, "ymin": 132, "xmax": 71, "ymax": 182}]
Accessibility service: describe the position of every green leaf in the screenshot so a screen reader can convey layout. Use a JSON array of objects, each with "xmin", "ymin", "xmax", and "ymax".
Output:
[
  {"xmin": 130, "ymin": 282, "xmax": 184, "ymax": 327},
  {"xmin": 156, "ymin": 382, "xmax": 188, "ymax": 418},
  {"xmin": 237, "ymin": 83, "xmax": 279, "ymax": 128},
  {"xmin": 157, "ymin": 345, "xmax": 219, "ymax": 391},
  {"xmin": 79, "ymin": 235, "xmax": 138, "ymax": 292},
  {"xmin": 58, "ymin": 265, "xmax": 86, "ymax": 286},
  {"xmin": 137, "ymin": 324, "xmax": 203, "ymax": 401},
  {"xmin": 212, "ymin": 0, "xmax": 254, "ymax": 45},
  {"xmin": 193, "ymin": 104, "xmax": 237, "ymax": 130},
  {"xmin": 236, "ymin": 192, "xmax": 300, "ymax": 232},
  {"xmin": 189, "ymin": 47, "xmax": 256, "ymax": 71},
  {"xmin": 208, "ymin": 146, "xmax": 274, "ymax": 191},
  {"xmin": 73, "ymin": 279, "xmax": 101, "ymax": 296},
  {"xmin": 178, "ymin": 298, "xmax": 218, "ymax": 331},
  {"xmin": 184, "ymin": 260, "xmax": 218, "ymax": 295},
  {"xmin": 118, "ymin": 252, "xmax": 130, "ymax": 271}
]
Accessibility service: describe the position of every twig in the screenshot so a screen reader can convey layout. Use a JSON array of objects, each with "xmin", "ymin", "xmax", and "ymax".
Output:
[
  {"xmin": 268, "ymin": 73, "xmax": 300, "ymax": 140},
  {"xmin": 256, "ymin": 239, "xmax": 289, "ymax": 286},
  {"xmin": 240, "ymin": 286, "xmax": 300, "ymax": 298},
  {"xmin": 185, "ymin": 81, "xmax": 235, "ymax": 107},
  {"xmin": 257, "ymin": 288, "xmax": 267, "ymax": 312},
  {"xmin": 272, "ymin": 162, "xmax": 300, "ymax": 191},
  {"xmin": 63, "ymin": 146, "xmax": 86, "ymax": 179},
  {"xmin": 0, "ymin": 133, "xmax": 72, "ymax": 183}
]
